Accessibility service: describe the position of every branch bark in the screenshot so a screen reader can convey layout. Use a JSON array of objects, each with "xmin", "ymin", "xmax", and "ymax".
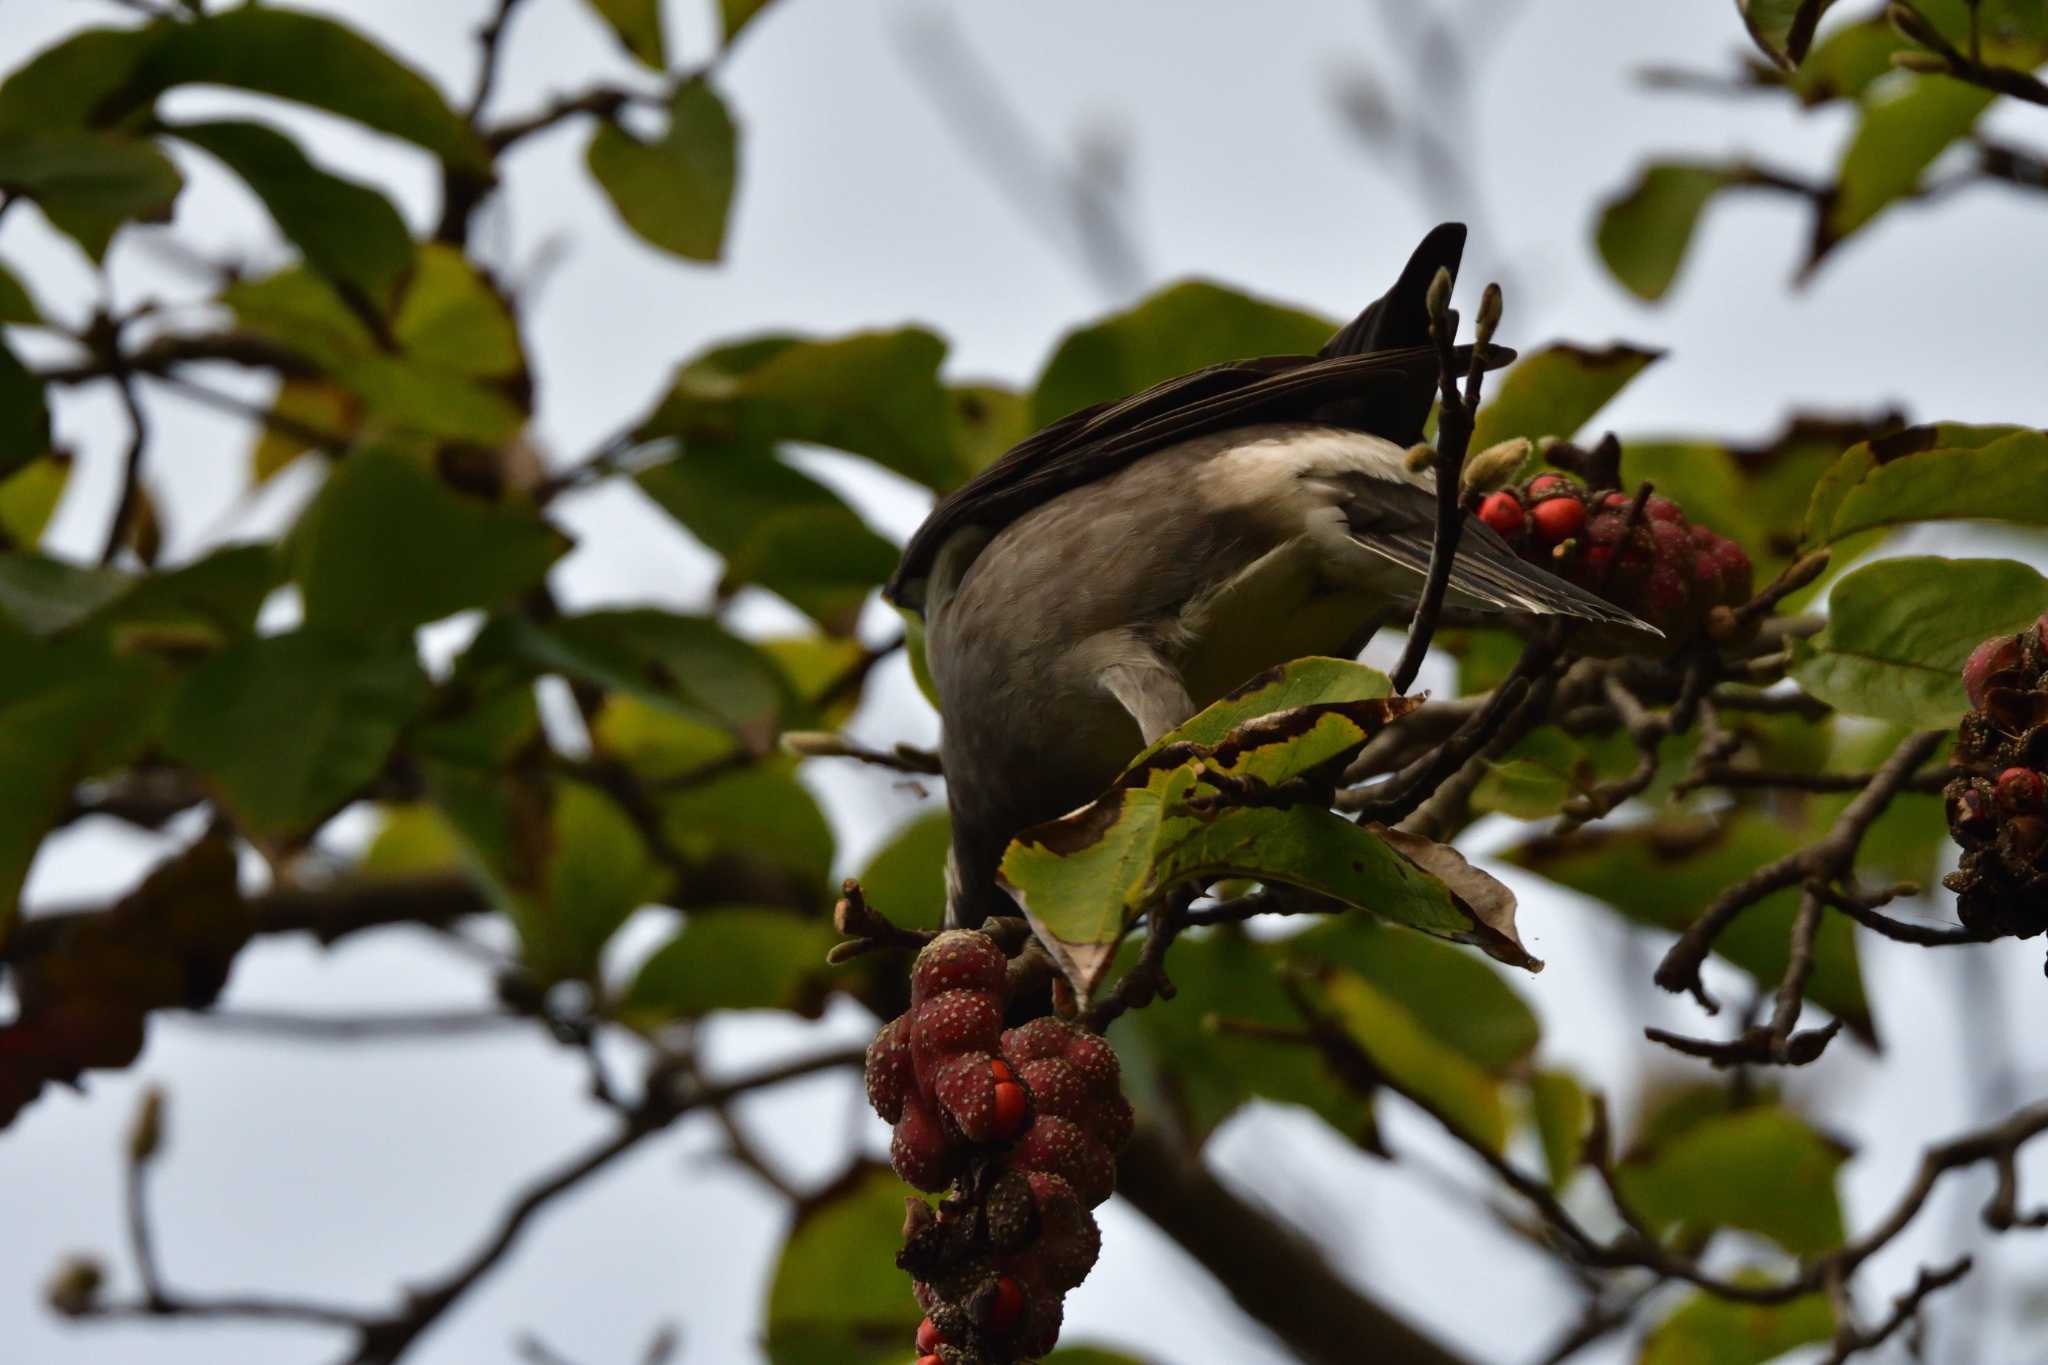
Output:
[{"xmin": 1116, "ymin": 1124, "xmax": 1476, "ymax": 1365}]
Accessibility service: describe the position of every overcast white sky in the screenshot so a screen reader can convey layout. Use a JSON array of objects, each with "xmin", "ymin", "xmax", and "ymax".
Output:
[{"xmin": 4, "ymin": 2, "xmax": 2048, "ymax": 1363}]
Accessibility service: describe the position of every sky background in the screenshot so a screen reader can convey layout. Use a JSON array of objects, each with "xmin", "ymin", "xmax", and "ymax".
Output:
[{"xmin": 4, "ymin": 1, "xmax": 2048, "ymax": 1363}]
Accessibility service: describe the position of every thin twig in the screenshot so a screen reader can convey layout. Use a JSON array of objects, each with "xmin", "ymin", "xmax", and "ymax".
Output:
[
  {"xmin": 179, "ymin": 1009, "xmax": 524, "ymax": 1041},
  {"xmin": 1654, "ymin": 729, "xmax": 1947, "ymax": 1011},
  {"xmin": 466, "ymin": 0, "xmax": 532, "ymax": 122},
  {"xmin": 100, "ymin": 376, "xmax": 149, "ymax": 567}
]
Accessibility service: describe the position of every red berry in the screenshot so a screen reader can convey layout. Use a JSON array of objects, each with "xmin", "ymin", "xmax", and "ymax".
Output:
[
  {"xmin": 918, "ymin": 1356, "xmax": 943, "ymax": 1365},
  {"xmin": 912, "ymin": 990, "xmax": 1004, "ymax": 1071},
  {"xmin": 985, "ymin": 1275, "xmax": 1026, "ymax": 1333},
  {"xmin": 864, "ymin": 1014, "xmax": 914, "ymax": 1124},
  {"xmin": 1013, "ymin": 1116, "xmax": 1117, "ymax": 1207},
  {"xmin": 1002, "ymin": 1016, "xmax": 1076, "ymax": 1063},
  {"xmin": 1644, "ymin": 495, "xmax": 1683, "ymax": 523},
  {"xmin": 891, "ymin": 1097, "xmax": 959, "ymax": 1192},
  {"xmin": 1708, "ymin": 536, "xmax": 1751, "ymax": 601},
  {"xmin": 916, "ymin": 1318, "xmax": 944, "ymax": 1352},
  {"xmin": 1600, "ymin": 491, "xmax": 1630, "ymax": 509},
  {"xmin": 1018, "ymin": 1057, "xmax": 1086, "ymax": 1121},
  {"xmin": 1528, "ymin": 474, "xmax": 1569, "ymax": 497},
  {"xmin": 1529, "ymin": 496, "xmax": 1586, "ymax": 544},
  {"xmin": 1997, "ymin": 767, "xmax": 2045, "ymax": 813},
  {"xmin": 989, "ymin": 1057, "xmax": 1014, "ymax": 1084},
  {"xmin": 1477, "ymin": 491, "xmax": 1524, "ymax": 536},
  {"xmin": 911, "ymin": 930, "xmax": 1008, "ymax": 1004},
  {"xmin": 1965, "ymin": 634, "xmax": 2026, "ymax": 711},
  {"xmin": 1645, "ymin": 565, "xmax": 1688, "ymax": 616},
  {"xmin": 1060, "ymin": 1030, "xmax": 1121, "ymax": 1093}
]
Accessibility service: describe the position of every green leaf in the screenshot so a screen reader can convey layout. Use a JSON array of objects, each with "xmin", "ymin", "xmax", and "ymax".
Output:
[
  {"xmin": 0, "ymin": 260, "xmax": 40, "ymax": 324},
  {"xmin": 623, "ymin": 909, "xmax": 839, "ymax": 1020},
  {"xmin": 639, "ymin": 329, "xmax": 958, "ymax": 490},
  {"xmin": 857, "ymin": 809, "xmax": 951, "ymax": 931},
  {"xmin": 1469, "ymin": 343, "xmax": 1662, "ymax": 454},
  {"xmin": 1508, "ymin": 814, "xmax": 1872, "ymax": 1041},
  {"xmin": 361, "ymin": 803, "xmax": 464, "ymax": 878},
  {"xmin": 763, "ymin": 1163, "xmax": 922, "ymax": 1365},
  {"xmin": 118, "ymin": 9, "xmax": 486, "ymax": 171},
  {"xmin": 537, "ymin": 779, "xmax": 667, "ymax": 978},
  {"xmin": 225, "ymin": 259, "xmax": 527, "ymax": 444},
  {"xmin": 0, "ymin": 637, "xmax": 165, "ymax": 931},
  {"xmin": 163, "ymin": 630, "xmax": 429, "ymax": 839},
  {"xmin": 0, "ymin": 26, "xmax": 158, "ymax": 136},
  {"xmin": 0, "ymin": 131, "xmax": 181, "ymax": 260},
  {"xmin": 640, "ymin": 446, "xmax": 898, "ymax": 633},
  {"xmin": 1118, "ymin": 928, "xmax": 1374, "ymax": 1146},
  {"xmin": 948, "ymin": 383, "xmax": 1032, "ymax": 481},
  {"xmin": 1639, "ymin": 1279, "xmax": 1833, "ymax": 1365},
  {"xmin": 1321, "ymin": 969, "xmax": 1508, "ymax": 1151},
  {"xmin": 1290, "ymin": 914, "xmax": 1540, "ymax": 1073},
  {"xmin": 1818, "ymin": 76, "xmax": 1995, "ymax": 262},
  {"xmin": 168, "ymin": 120, "xmax": 411, "ymax": 304},
  {"xmin": 1000, "ymin": 757, "xmax": 1487, "ymax": 996},
  {"xmin": 0, "ymin": 553, "xmax": 131, "ymax": 635},
  {"xmin": 0, "ymin": 453, "xmax": 68, "ymax": 547},
  {"xmin": 657, "ymin": 760, "xmax": 836, "ymax": 910},
  {"xmin": 593, "ymin": 694, "xmax": 738, "ymax": 782},
  {"xmin": 1791, "ymin": 16, "xmax": 1913, "ymax": 102},
  {"xmin": 1596, "ymin": 163, "xmax": 1741, "ymax": 303},
  {"xmin": 0, "ymin": 339, "xmax": 51, "ymax": 478},
  {"xmin": 1032, "ymin": 280, "xmax": 1334, "ymax": 426},
  {"xmin": 582, "ymin": 0, "xmax": 667, "ymax": 67},
  {"xmin": 1736, "ymin": 0, "xmax": 1840, "ymax": 69},
  {"xmin": 470, "ymin": 610, "xmax": 801, "ymax": 744},
  {"xmin": 1129, "ymin": 656, "xmax": 1392, "ymax": 764},
  {"xmin": 1473, "ymin": 726, "xmax": 1596, "ymax": 819},
  {"xmin": 1803, "ymin": 424, "xmax": 2048, "ymax": 546},
  {"xmin": 721, "ymin": 508, "xmax": 898, "ymax": 632},
  {"xmin": 292, "ymin": 445, "xmax": 567, "ymax": 635},
  {"xmin": 720, "ymin": 0, "xmax": 779, "ymax": 46},
  {"xmin": 1793, "ymin": 556, "xmax": 2048, "ymax": 727},
  {"xmin": 1616, "ymin": 1106, "xmax": 1848, "ymax": 1256},
  {"xmin": 587, "ymin": 78, "xmax": 738, "ymax": 262},
  {"xmin": 393, "ymin": 244, "xmax": 525, "ymax": 379},
  {"xmin": 249, "ymin": 380, "xmax": 353, "ymax": 483},
  {"xmin": 1529, "ymin": 1070, "xmax": 1590, "ymax": 1190}
]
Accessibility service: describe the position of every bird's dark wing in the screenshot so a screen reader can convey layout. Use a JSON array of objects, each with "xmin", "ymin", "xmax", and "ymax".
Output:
[
  {"xmin": 888, "ymin": 222, "xmax": 1488, "ymax": 607},
  {"xmin": 887, "ymin": 340, "xmax": 1511, "ymax": 605}
]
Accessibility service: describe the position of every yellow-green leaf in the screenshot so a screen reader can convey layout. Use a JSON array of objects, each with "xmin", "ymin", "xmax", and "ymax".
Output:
[{"xmin": 587, "ymin": 78, "xmax": 738, "ymax": 262}]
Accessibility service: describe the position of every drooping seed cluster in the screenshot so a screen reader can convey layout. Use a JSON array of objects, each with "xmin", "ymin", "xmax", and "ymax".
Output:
[
  {"xmin": 866, "ymin": 932, "xmax": 1133, "ymax": 1364},
  {"xmin": 1945, "ymin": 615, "xmax": 2048, "ymax": 939},
  {"xmin": 1475, "ymin": 474, "xmax": 1753, "ymax": 637}
]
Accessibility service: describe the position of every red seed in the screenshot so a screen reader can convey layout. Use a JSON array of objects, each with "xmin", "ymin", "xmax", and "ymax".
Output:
[
  {"xmin": 1601, "ymin": 491, "xmax": 1630, "ymax": 509},
  {"xmin": 1528, "ymin": 474, "xmax": 1570, "ymax": 499},
  {"xmin": 989, "ymin": 1057, "xmax": 1014, "ymax": 1084},
  {"xmin": 1997, "ymin": 767, "xmax": 2045, "ymax": 813},
  {"xmin": 916, "ymin": 1318, "xmax": 944, "ymax": 1352},
  {"xmin": 918, "ymin": 1357, "xmax": 945, "ymax": 1365},
  {"xmin": 991, "ymin": 1081, "xmax": 1030, "ymax": 1139},
  {"xmin": 1529, "ymin": 496, "xmax": 1586, "ymax": 543},
  {"xmin": 985, "ymin": 1276, "xmax": 1026, "ymax": 1333},
  {"xmin": 1477, "ymin": 491, "xmax": 1524, "ymax": 536}
]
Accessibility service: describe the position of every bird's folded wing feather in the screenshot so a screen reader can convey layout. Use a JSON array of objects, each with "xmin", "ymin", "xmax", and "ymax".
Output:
[{"xmin": 887, "ymin": 341, "xmax": 1514, "ymax": 607}]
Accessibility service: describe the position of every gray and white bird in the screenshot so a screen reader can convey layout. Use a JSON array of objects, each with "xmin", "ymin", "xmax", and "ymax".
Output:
[{"xmin": 886, "ymin": 225, "xmax": 1649, "ymax": 927}]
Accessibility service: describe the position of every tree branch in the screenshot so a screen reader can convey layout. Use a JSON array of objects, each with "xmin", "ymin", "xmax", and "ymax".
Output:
[{"xmin": 1115, "ymin": 1123, "xmax": 1476, "ymax": 1365}]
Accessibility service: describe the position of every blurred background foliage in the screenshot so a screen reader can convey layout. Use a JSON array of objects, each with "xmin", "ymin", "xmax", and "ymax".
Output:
[{"xmin": 1, "ymin": 2, "xmax": 2046, "ymax": 1364}]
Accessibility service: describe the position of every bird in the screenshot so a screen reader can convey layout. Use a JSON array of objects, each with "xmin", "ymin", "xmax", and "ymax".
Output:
[{"xmin": 886, "ymin": 224, "xmax": 1651, "ymax": 928}]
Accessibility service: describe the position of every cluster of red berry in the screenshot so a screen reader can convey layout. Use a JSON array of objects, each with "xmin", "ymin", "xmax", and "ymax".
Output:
[
  {"xmin": 1474, "ymin": 473, "xmax": 1753, "ymax": 636},
  {"xmin": 1944, "ymin": 616, "xmax": 2048, "ymax": 937},
  {"xmin": 866, "ymin": 931, "xmax": 1133, "ymax": 1363}
]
